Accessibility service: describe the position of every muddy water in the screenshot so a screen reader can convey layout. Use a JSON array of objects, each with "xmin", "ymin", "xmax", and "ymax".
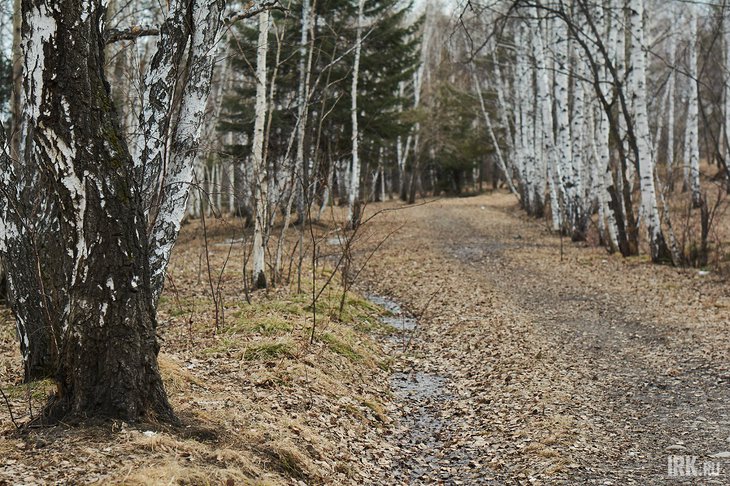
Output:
[
  {"xmin": 367, "ymin": 294, "xmax": 483, "ymax": 484},
  {"xmin": 389, "ymin": 371, "xmax": 450, "ymax": 483},
  {"xmin": 366, "ymin": 294, "xmax": 418, "ymax": 333}
]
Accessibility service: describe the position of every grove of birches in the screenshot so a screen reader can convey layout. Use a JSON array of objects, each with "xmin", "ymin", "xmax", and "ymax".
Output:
[{"xmin": 1, "ymin": 0, "xmax": 730, "ymax": 459}]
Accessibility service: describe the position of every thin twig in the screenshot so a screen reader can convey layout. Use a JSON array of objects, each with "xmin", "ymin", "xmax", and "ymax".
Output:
[
  {"xmin": 200, "ymin": 199, "xmax": 220, "ymax": 333},
  {"xmin": 0, "ymin": 387, "xmax": 20, "ymax": 430}
]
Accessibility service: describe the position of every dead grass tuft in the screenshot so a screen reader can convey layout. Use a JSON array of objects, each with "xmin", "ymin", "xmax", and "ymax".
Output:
[
  {"xmin": 260, "ymin": 440, "xmax": 313, "ymax": 482},
  {"xmin": 158, "ymin": 354, "xmax": 207, "ymax": 395},
  {"xmin": 242, "ymin": 340, "xmax": 295, "ymax": 362},
  {"xmin": 120, "ymin": 461, "xmax": 258, "ymax": 486}
]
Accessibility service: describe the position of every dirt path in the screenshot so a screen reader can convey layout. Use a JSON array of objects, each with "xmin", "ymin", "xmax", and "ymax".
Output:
[{"xmin": 359, "ymin": 193, "xmax": 730, "ymax": 484}]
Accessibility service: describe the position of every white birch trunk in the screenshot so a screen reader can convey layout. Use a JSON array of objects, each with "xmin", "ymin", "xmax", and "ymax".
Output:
[
  {"xmin": 491, "ymin": 50, "xmax": 515, "ymax": 163},
  {"xmin": 294, "ymin": 0, "xmax": 313, "ymax": 219},
  {"xmin": 606, "ymin": 0, "xmax": 629, "ymax": 231},
  {"xmin": 228, "ymin": 142, "xmax": 236, "ymax": 214},
  {"xmin": 613, "ymin": 2, "xmax": 634, "ymax": 194},
  {"xmin": 145, "ymin": 0, "xmax": 222, "ymax": 302},
  {"xmin": 515, "ymin": 26, "xmax": 534, "ymax": 209},
  {"xmin": 531, "ymin": 15, "xmax": 554, "ymax": 221},
  {"xmin": 568, "ymin": 41, "xmax": 593, "ymax": 240},
  {"xmin": 136, "ymin": 1, "xmax": 276, "ymax": 303},
  {"xmin": 628, "ymin": 0, "xmax": 669, "ymax": 262},
  {"xmin": 346, "ymin": 0, "xmax": 365, "ymax": 228},
  {"xmin": 596, "ymin": 4, "xmax": 621, "ymax": 251},
  {"xmin": 514, "ymin": 28, "xmax": 527, "ymax": 203},
  {"xmin": 470, "ymin": 63, "xmax": 519, "ymax": 197},
  {"xmin": 570, "ymin": 48, "xmax": 588, "ymax": 238},
  {"xmin": 553, "ymin": 17, "xmax": 572, "ymax": 230},
  {"xmin": 686, "ymin": 7, "xmax": 701, "ymax": 206},
  {"xmin": 590, "ymin": 104, "xmax": 619, "ymax": 250},
  {"xmin": 667, "ymin": 36, "xmax": 676, "ymax": 175},
  {"xmin": 251, "ymin": 10, "xmax": 270, "ymax": 289}
]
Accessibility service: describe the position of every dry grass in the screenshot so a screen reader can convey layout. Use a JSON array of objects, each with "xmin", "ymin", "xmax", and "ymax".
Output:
[
  {"xmin": 158, "ymin": 354, "xmax": 208, "ymax": 394},
  {"xmin": 0, "ymin": 218, "xmax": 395, "ymax": 485},
  {"xmin": 119, "ymin": 432, "xmax": 266, "ymax": 485}
]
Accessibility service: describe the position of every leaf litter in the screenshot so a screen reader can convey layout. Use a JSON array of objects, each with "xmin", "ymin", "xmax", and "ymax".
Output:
[{"xmin": 357, "ymin": 192, "xmax": 730, "ymax": 485}]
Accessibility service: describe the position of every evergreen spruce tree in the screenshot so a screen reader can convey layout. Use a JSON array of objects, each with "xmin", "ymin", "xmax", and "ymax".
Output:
[{"xmin": 219, "ymin": 0, "xmax": 421, "ymax": 215}]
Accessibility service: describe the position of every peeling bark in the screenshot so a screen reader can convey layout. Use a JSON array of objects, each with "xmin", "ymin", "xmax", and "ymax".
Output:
[
  {"xmin": 11, "ymin": 0, "xmax": 174, "ymax": 422},
  {"xmin": 146, "ymin": 0, "xmax": 225, "ymax": 303}
]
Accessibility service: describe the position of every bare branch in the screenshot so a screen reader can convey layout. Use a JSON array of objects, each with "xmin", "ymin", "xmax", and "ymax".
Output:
[
  {"xmin": 105, "ymin": 1, "xmax": 287, "ymax": 45},
  {"xmin": 105, "ymin": 25, "xmax": 160, "ymax": 44},
  {"xmin": 223, "ymin": 0, "xmax": 287, "ymax": 25}
]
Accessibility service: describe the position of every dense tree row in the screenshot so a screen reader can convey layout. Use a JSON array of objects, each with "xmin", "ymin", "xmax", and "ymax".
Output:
[{"xmin": 460, "ymin": 0, "xmax": 729, "ymax": 265}]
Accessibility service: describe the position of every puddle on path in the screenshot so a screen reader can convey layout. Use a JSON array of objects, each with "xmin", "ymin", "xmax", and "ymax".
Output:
[
  {"xmin": 366, "ymin": 294, "xmax": 418, "ymax": 333},
  {"xmin": 389, "ymin": 371, "xmax": 450, "ymax": 483},
  {"xmin": 366, "ymin": 294, "xmax": 485, "ymax": 484}
]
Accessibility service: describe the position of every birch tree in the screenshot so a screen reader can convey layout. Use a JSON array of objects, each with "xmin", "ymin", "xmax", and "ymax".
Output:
[
  {"xmin": 3, "ymin": 0, "xmax": 175, "ymax": 421},
  {"xmin": 347, "ymin": 0, "xmax": 366, "ymax": 228},
  {"xmin": 667, "ymin": 28, "xmax": 677, "ymax": 187},
  {"xmin": 514, "ymin": 25, "xmax": 537, "ymax": 213},
  {"xmin": 251, "ymin": 10, "xmax": 271, "ymax": 289},
  {"xmin": 591, "ymin": 2, "xmax": 620, "ymax": 251},
  {"xmin": 569, "ymin": 39, "xmax": 588, "ymax": 240},
  {"xmin": 294, "ymin": 0, "xmax": 313, "ymax": 222},
  {"xmin": 530, "ymin": 15, "xmax": 551, "ymax": 219},
  {"xmin": 685, "ymin": 6, "xmax": 701, "ymax": 207},
  {"xmin": 451, "ymin": 0, "xmax": 724, "ymax": 265},
  {"xmin": 553, "ymin": 16, "xmax": 573, "ymax": 232},
  {"xmin": 1, "ymin": 0, "xmax": 277, "ymax": 422},
  {"xmin": 627, "ymin": 0, "xmax": 672, "ymax": 262},
  {"xmin": 470, "ymin": 63, "xmax": 519, "ymax": 197}
]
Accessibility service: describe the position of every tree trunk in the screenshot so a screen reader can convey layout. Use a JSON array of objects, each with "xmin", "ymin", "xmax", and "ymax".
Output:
[
  {"xmin": 2, "ymin": 0, "xmax": 272, "ymax": 421},
  {"xmin": 346, "ymin": 0, "xmax": 365, "ymax": 228},
  {"xmin": 686, "ymin": 7, "xmax": 701, "ymax": 207},
  {"xmin": 569, "ymin": 46, "xmax": 588, "ymax": 241},
  {"xmin": 10, "ymin": 0, "xmax": 22, "ymax": 161},
  {"xmin": 294, "ymin": 0, "xmax": 314, "ymax": 223},
  {"xmin": 553, "ymin": 16, "xmax": 572, "ymax": 232},
  {"xmin": 13, "ymin": 0, "xmax": 174, "ymax": 422},
  {"xmin": 2, "ymin": 0, "xmax": 64, "ymax": 382},
  {"xmin": 628, "ymin": 0, "xmax": 672, "ymax": 263},
  {"xmin": 142, "ymin": 0, "xmax": 227, "ymax": 304},
  {"xmin": 251, "ymin": 10, "xmax": 271, "ymax": 289},
  {"xmin": 470, "ymin": 60, "xmax": 519, "ymax": 198},
  {"xmin": 530, "ymin": 17, "xmax": 551, "ymax": 221},
  {"xmin": 666, "ymin": 32, "xmax": 677, "ymax": 191}
]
